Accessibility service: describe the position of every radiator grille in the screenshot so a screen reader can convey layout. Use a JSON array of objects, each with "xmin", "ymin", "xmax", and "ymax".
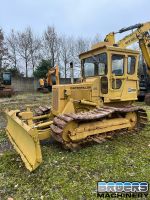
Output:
[{"xmin": 52, "ymin": 89, "xmax": 58, "ymax": 111}]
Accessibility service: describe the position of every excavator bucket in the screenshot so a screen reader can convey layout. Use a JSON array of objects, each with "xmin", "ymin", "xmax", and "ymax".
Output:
[{"xmin": 5, "ymin": 110, "xmax": 42, "ymax": 172}]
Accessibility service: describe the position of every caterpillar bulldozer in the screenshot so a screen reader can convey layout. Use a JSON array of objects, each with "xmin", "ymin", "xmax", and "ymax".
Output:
[
  {"xmin": 0, "ymin": 72, "xmax": 14, "ymax": 97},
  {"xmin": 5, "ymin": 23, "xmax": 149, "ymax": 172}
]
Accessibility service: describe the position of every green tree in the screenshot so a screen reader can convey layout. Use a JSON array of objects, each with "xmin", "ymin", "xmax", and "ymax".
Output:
[
  {"xmin": 33, "ymin": 59, "xmax": 52, "ymax": 78},
  {"xmin": 7, "ymin": 67, "xmax": 24, "ymax": 77}
]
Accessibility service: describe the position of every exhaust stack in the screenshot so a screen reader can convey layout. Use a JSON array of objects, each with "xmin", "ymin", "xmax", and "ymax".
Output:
[{"xmin": 70, "ymin": 62, "xmax": 74, "ymax": 84}]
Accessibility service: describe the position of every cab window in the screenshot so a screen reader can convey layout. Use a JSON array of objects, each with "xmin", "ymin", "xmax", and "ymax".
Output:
[
  {"xmin": 83, "ymin": 59, "xmax": 95, "ymax": 76},
  {"xmin": 112, "ymin": 54, "xmax": 124, "ymax": 76},
  {"xmin": 128, "ymin": 56, "xmax": 136, "ymax": 75},
  {"xmin": 83, "ymin": 53, "xmax": 107, "ymax": 77}
]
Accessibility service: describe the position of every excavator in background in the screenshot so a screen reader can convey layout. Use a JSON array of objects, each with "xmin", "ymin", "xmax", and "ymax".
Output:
[
  {"xmin": 103, "ymin": 22, "xmax": 150, "ymax": 104},
  {"xmin": 37, "ymin": 65, "xmax": 59, "ymax": 93},
  {"xmin": 5, "ymin": 22, "xmax": 149, "ymax": 172},
  {"xmin": 0, "ymin": 72, "xmax": 14, "ymax": 97}
]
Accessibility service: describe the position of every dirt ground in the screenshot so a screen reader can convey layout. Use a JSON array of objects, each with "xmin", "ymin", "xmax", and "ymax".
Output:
[{"xmin": 0, "ymin": 93, "xmax": 51, "ymax": 125}]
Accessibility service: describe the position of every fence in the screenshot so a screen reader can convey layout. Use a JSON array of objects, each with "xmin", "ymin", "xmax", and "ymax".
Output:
[
  {"xmin": 12, "ymin": 77, "xmax": 79, "ymax": 92},
  {"xmin": 12, "ymin": 77, "xmax": 38, "ymax": 92}
]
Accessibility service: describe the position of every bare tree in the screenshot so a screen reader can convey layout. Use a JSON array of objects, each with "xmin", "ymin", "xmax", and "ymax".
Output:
[
  {"xmin": 74, "ymin": 37, "xmax": 90, "ymax": 64},
  {"xmin": 76, "ymin": 37, "xmax": 90, "ymax": 54},
  {"xmin": 0, "ymin": 25, "xmax": 103, "ymax": 78},
  {"xmin": 69, "ymin": 37, "xmax": 90, "ymax": 77},
  {"xmin": 91, "ymin": 33, "xmax": 102, "ymax": 46},
  {"xmin": 28, "ymin": 27, "xmax": 42, "ymax": 74},
  {"xmin": 59, "ymin": 36, "xmax": 90, "ymax": 78},
  {"xmin": 17, "ymin": 28, "xmax": 31, "ymax": 77},
  {"xmin": 6, "ymin": 29, "xmax": 18, "ymax": 68},
  {"xmin": 60, "ymin": 36, "xmax": 73, "ymax": 78},
  {"xmin": 0, "ymin": 29, "xmax": 4, "ymax": 70},
  {"xmin": 44, "ymin": 26, "xmax": 60, "ymax": 66},
  {"xmin": 0, "ymin": 29, "xmax": 8, "ymax": 71}
]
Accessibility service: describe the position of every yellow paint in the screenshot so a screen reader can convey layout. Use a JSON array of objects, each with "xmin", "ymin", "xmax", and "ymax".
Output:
[
  {"xmin": 5, "ymin": 22, "xmax": 149, "ymax": 172},
  {"xmin": 5, "ymin": 110, "xmax": 42, "ymax": 172},
  {"xmin": 70, "ymin": 118, "xmax": 131, "ymax": 141}
]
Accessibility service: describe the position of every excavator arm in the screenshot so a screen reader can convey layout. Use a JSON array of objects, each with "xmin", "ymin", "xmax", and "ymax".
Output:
[
  {"xmin": 138, "ymin": 33, "xmax": 150, "ymax": 76},
  {"xmin": 47, "ymin": 65, "xmax": 59, "ymax": 86}
]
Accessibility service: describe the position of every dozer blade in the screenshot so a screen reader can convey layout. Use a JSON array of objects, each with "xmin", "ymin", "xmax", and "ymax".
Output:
[{"xmin": 5, "ymin": 110, "xmax": 42, "ymax": 172}]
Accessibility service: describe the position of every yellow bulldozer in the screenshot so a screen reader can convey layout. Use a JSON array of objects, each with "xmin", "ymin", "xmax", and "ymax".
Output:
[{"xmin": 5, "ymin": 22, "xmax": 149, "ymax": 172}]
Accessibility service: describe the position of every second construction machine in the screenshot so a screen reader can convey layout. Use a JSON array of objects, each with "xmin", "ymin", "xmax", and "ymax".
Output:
[
  {"xmin": 5, "ymin": 23, "xmax": 149, "ymax": 172},
  {"xmin": 0, "ymin": 72, "xmax": 13, "ymax": 97},
  {"xmin": 38, "ymin": 65, "xmax": 59, "ymax": 93}
]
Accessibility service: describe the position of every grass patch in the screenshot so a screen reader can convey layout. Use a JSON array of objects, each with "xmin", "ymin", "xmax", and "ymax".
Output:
[{"xmin": 0, "ymin": 94, "xmax": 150, "ymax": 200}]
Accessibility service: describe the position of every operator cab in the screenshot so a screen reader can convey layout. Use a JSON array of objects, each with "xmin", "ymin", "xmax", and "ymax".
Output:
[
  {"xmin": 2, "ymin": 72, "xmax": 11, "ymax": 85},
  {"xmin": 80, "ymin": 43, "xmax": 139, "ymax": 102}
]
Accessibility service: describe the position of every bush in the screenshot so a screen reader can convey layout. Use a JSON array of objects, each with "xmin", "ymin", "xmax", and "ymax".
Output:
[{"xmin": 34, "ymin": 59, "xmax": 53, "ymax": 78}]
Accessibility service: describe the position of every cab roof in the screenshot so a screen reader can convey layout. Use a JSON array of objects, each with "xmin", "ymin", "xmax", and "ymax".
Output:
[{"xmin": 79, "ymin": 42, "xmax": 139, "ymax": 59}]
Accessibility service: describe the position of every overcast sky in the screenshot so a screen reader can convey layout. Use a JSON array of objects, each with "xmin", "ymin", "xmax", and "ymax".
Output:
[{"xmin": 0, "ymin": 0, "xmax": 150, "ymax": 39}]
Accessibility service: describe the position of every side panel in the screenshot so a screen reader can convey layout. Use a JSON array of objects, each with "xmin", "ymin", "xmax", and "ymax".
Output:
[{"xmin": 52, "ymin": 83, "xmax": 93, "ymax": 115}]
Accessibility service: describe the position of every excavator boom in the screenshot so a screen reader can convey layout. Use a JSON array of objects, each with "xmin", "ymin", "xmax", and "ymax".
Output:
[
  {"xmin": 105, "ymin": 22, "xmax": 150, "ymax": 48},
  {"xmin": 118, "ymin": 23, "xmax": 142, "ymax": 33}
]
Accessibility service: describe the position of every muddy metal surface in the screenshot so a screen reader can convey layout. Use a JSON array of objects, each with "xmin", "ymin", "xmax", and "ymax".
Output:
[{"xmin": 51, "ymin": 106, "xmax": 148, "ymax": 149}]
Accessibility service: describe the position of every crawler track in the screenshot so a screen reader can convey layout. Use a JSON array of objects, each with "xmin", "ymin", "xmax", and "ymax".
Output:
[{"xmin": 50, "ymin": 106, "xmax": 148, "ymax": 149}]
